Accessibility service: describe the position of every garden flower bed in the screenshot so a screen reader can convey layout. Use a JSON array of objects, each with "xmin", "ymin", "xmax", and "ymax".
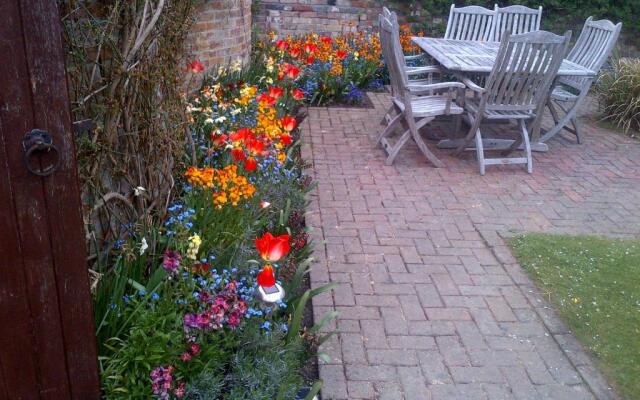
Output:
[{"xmin": 95, "ymin": 31, "xmax": 388, "ymax": 398}]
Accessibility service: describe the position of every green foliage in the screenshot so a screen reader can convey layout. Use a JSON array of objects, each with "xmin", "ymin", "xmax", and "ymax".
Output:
[
  {"xmin": 596, "ymin": 57, "xmax": 640, "ymax": 135},
  {"xmin": 509, "ymin": 233, "xmax": 640, "ymax": 399},
  {"xmin": 223, "ymin": 323, "xmax": 306, "ymax": 400}
]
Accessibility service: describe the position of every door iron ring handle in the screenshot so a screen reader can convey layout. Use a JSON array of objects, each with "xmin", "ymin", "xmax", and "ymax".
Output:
[{"xmin": 22, "ymin": 129, "xmax": 60, "ymax": 177}]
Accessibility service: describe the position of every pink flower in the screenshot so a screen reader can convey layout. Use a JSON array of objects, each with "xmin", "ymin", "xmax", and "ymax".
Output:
[
  {"xmin": 190, "ymin": 343, "xmax": 201, "ymax": 355},
  {"xmin": 162, "ymin": 250, "xmax": 182, "ymax": 274},
  {"xmin": 180, "ymin": 352, "xmax": 192, "ymax": 362}
]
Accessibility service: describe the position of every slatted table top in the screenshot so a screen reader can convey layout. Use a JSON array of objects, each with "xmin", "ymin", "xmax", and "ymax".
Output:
[{"xmin": 412, "ymin": 37, "xmax": 596, "ymax": 77}]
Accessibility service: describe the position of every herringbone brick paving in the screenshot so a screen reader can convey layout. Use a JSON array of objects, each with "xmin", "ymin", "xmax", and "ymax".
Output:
[{"xmin": 301, "ymin": 92, "xmax": 640, "ymax": 400}]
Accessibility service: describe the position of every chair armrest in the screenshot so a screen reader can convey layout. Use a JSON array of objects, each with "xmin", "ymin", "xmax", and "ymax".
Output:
[
  {"xmin": 407, "ymin": 82, "xmax": 465, "ymax": 94},
  {"xmin": 406, "ymin": 65, "xmax": 442, "ymax": 76},
  {"xmin": 404, "ymin": 54, "xmax": 425, "ymax": 61},
  {"xmin": 461, "ymin": 77, "xmax": 485, "ymax": 93}
]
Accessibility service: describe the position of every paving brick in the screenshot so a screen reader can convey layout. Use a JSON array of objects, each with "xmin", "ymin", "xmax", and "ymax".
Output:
[
  {"xmin": 367, "ymin": 349, "xmax": 418, "ymax": 366},
  {"xmin": 305, "ymin": 93, "xmax": 628, "ymax": 400},
  {"xmin": 319, "ymin": 364, "xmax": 348, "ymax": 399},
  {"xmin": 341, "ymin": 333, "xmax": 367, "ymax": 364},
  {"xmin": 398, "ymin": 366, "xmax": 432, "ymax": 400},
  {"xmin": 416, "ymin": 284, "xmax": 444, "ymax": 307},
  {"xmin": 380, "ymin": 307, "xmax": 409, "ymax": 335},
  {"xmin": 346, "ymin": 365, "xmax": 397, "ymax": 381},
  {"xmin": 418, "ymin": 350, "xmax": 453, "ymax": 385},
  {"xmin": 426, "ymin": 307, "xmax": 472, "ymax": 321},
  {"xmin": 347, "ymin": 380, "xmax": 375, "ymax": 399},
  {"xmin": 450, "ymin": 366, "xmax": 505, "ymax": 384},
  {"xmin": 485, "ymin": 296, "xmax": 518, "ymax": 322},
  {"xmin": 361, "ymin": 319, "xmax": 388, "ymax": 349}
]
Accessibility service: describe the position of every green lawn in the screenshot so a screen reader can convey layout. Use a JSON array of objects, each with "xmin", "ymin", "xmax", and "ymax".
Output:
[{"xmin": 508, "ymin": 233, "xmax": 640, "ymax": 399}]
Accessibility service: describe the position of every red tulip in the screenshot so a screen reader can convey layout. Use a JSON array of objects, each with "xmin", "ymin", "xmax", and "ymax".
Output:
[
  {"xmin": 210, "ymin": 133, "xmax": 228, "ymax": 147},
  {"xmin": 292, "ymin": 88, "xmax": 305, "ymax": 101},
  {"xmin": 280, "ymin": 134, "xmax": 292, "ymax": 146},
  {"xmin": 187, "ymin": 60, "xmax": 205, "ymax": 73},
  {"xmin": 257, "ymin": 264, "xmax": 276, "ymax": 288},
  {"xmin": 336, "ymin": 50, "xmax": 348, "ymax": 60},
  {"xmin": 276, "ymin": 39, "xmax": 289, "ymax": 51},
  {"xmin": 257, "ymin": 93, "xmax": 276, "ymax": 107},
  {"xmin": 245, "ymin": 137, "xmax": 265, "ymax": 156},
  {"xmin": 255, "ymin": 232, "xmax": 290, "ymax": 262},
  {"xmin": 230, "ymin": 128, "xmax": 252, "ymax": 142},
  {"xmin": 289, "ymin": 48, "xmax": 301, "ymax": 58},
  {"xmin": 304, "ymin": 42, "xmax": 317, "ymax": 54},
  {"xmin": 268, "ymin": 86, "xmax": 284, "ymax": 99},
  {"xmin": 244, "ymin": 157, "xmax": 257, "ymax": 171},
  {"xmin": 231, "ymin": 147, "xmax": 246, "ymax": 161},
  {"xmin": 320, "ymin": 36, "xmax": 332, "ymax": 45},
  {"xmin": 306, "ymin": 55, "xmax": 315, "ymax": 65},
  {"xmin": 281, "ymin": 116, "xmax": 297, "ymax": 132},
  {"xmin": 281, "ymin": 63, "xmax": 301, "ymax": 80}
]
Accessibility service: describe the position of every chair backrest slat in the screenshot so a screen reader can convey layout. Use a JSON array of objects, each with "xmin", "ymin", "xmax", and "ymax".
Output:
[
  {"xmin": 482, "ymin": 30, "xmax": 570, "ymax": 113},
  {"xmin": 560, "ymin": 16, "xmax": 621, "ymax": 90},
  {"xmin": 445, "ymin": 5, "xmax": 496, "ymax": 42},
  {"xmin": 379, "ymin": 10, "xmax": 409, "ymax": 104},
  {"xmin": 494, "ymin": 5, "xmax": 542, "ymax": 40}
]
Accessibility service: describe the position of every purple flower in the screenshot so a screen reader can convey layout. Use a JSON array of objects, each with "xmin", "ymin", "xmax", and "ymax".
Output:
[{"xmin": 162, "ymin": 250, "xmax": 182, "ymax": 274}]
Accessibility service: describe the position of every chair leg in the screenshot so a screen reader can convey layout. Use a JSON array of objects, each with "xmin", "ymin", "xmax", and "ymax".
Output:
[
  {"xmin": 409, "ymin": 117, "xmax": 444, "ymax": 168},
  {"xmin": 383, "ymin": 128, "xmax": 412, "ymax": 166},
  {"xmin": 547, "ymin": 99, "xmax": 560, "ymax": 125},
  {"xmin": 377, "ymin": 106, "xmax": 403, "ymax": 145},
  {"xmin": 570, "ymin": 116, "xmax": 582, "ymax": 144},
  {"xmin": 453, "ymin": 115, "xmax": 462, "ymax": 136},
  {"xmin": 519, "ymin": 119, "xmax": 533, "ymax": 173},
  {"xmin": 454, "ymin": 115, "xmax": 481, "ymax": 156},
  {"xmin": 472, "ymin": 128, "xmax": 485, "ymax": 175}
]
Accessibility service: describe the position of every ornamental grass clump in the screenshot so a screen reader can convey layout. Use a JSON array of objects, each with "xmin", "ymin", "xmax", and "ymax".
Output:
[{"xmin": 596, "ymin": 57, "xmax": 640, "ymax": 135}]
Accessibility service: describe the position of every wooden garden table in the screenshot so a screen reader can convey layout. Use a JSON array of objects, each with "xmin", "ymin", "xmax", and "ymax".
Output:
[{"xmin": 412, "ymin": 37, "xmax": 597, "ymax": 151}]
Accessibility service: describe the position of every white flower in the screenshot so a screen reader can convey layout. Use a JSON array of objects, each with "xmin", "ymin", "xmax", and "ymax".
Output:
[
  {"xmin": 215, "ymin": 116, "xmax": 227, "ymax": 123},
  {"xmin": 260, "ymin": 200, "xmax": 271, "ymax": 209},
  {"xmin": 139, "ymin": 237, "xmax": 148, "ymax": 255},
  {"xmin": 134, "ymin": 186, "xmax": 146, "ymax": 196},
  {"xmin": 231, "ymin": 108, "xmax": 242, "ymax": 116},
  {"xmin": 204, "ymin": 118, "xmax": 214, "ymax": 124}
]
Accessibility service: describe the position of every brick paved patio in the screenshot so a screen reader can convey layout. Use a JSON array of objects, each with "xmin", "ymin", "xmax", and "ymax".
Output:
[{"xmin": 301, "ymin": 92, "xmax": 640, "ymax": 400}]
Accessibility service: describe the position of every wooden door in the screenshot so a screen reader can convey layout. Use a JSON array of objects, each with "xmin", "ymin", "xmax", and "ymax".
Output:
[{"xmin": 0, "ymin": 0, "xmax": 100, "ymax": 398}]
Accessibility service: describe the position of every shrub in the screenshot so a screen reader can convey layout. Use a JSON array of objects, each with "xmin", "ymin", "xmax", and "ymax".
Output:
[{"xmin": 596, "ymin": 58, "xmax": 640, "ymax": 135}]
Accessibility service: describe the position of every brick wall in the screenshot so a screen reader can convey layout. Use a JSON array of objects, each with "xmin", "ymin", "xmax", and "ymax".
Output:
[
  {"xmin": 186, "ymin": 0, "xmax": 252, "ymax": 70},
  {"xmin": 253, "ymin": 0, "xmax": 385, "ymax": 37}
]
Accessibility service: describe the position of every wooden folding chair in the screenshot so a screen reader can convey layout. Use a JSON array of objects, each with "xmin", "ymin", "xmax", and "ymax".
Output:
[
  {"xmin": 542, "ymin": 17, "xmax": 621, "ymax": 143},
  {"xmin": 445, "ymin": 4, "xmax": 497, "ymax": 42},
  {"xmin": 454, "ymin": 30, "xmax": 571, "ymax": 175},
  {"xmin": 378, "ymin": 15, "xmax": 465, "ymax": 167},
  {"xmin": 494, "ymin": 5, "xmax": 543, "ymax": 39}
]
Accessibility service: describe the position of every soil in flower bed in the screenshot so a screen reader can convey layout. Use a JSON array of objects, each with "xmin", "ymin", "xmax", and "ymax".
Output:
[{"xmin": 326, "ymin": 91, "xmax": 376, "ymax": 109}]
